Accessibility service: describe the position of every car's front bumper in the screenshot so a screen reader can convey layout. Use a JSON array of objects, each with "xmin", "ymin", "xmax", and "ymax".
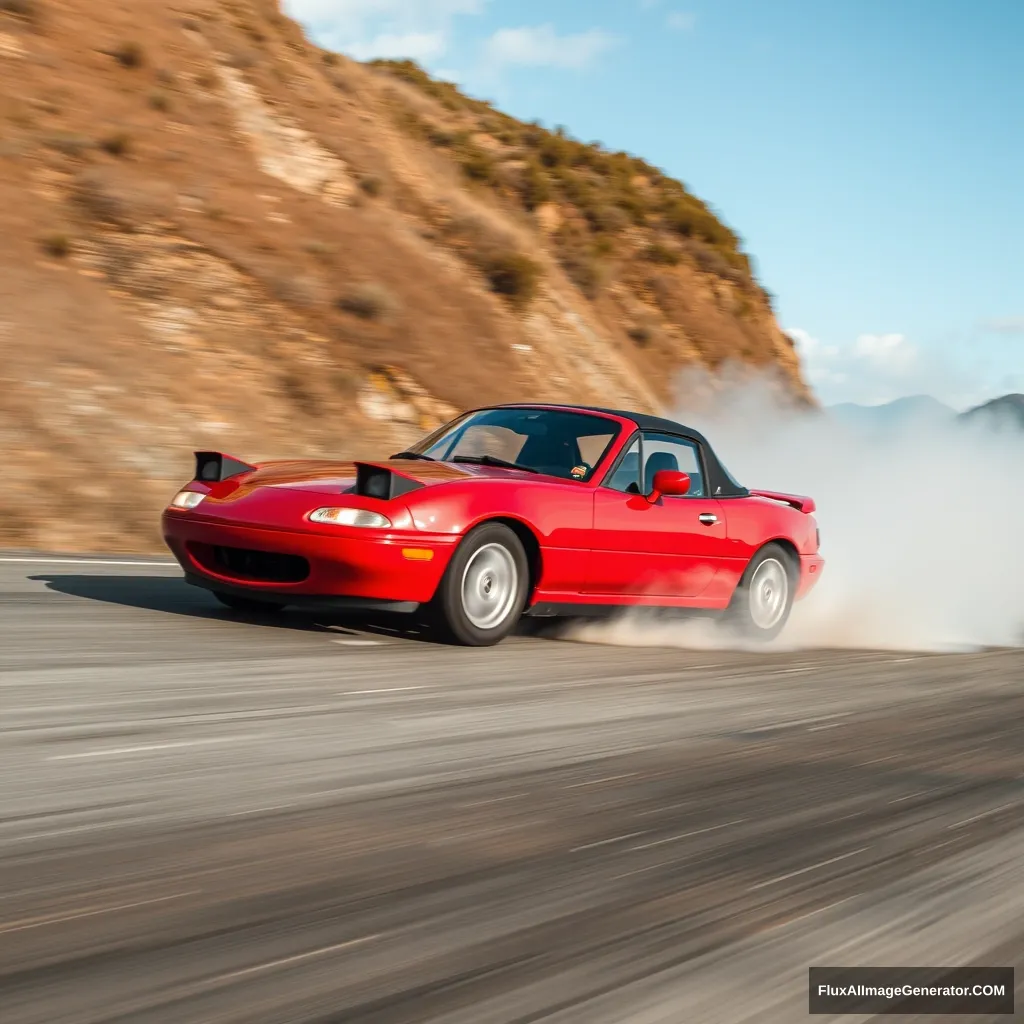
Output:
[{"xmin": 162, "ymin": 511, "xmax": 457, "ymax": 606}]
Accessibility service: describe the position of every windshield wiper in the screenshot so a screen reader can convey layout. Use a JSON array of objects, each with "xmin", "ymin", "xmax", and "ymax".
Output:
[
  {"xmin": 452, "ymin": 454, "xmax": 539, "ymax": 474},
  {"xmin": 390, "ymin": 451, "xmax": 436, "ymax": 461}
]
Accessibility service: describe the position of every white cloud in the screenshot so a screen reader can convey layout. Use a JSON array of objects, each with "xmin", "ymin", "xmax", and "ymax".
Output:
[
  {"xmin": 666, "ymin": 11, "xmax": 696, "ymax": 31},
  {"xmin": 980, "ymin": 316, "xmax": 1024, "ymax": 335},
  {"xmin": 482, "ymin": 24, "xmax": 618, "ymax": 70},
  {"xmin": 788, "ymin": 328, "xmax": 933, "ymax": 405},
  {"xmin": 787, "ymin": 326, "xmax": 1023, "ymax": 410},
  {"xmin": 284, "ymin": 0, "xmax": 484, "ymax": 61},
  {"xmin": 851, "ymin": 332, "xmax": 919, "ymax": 372}
]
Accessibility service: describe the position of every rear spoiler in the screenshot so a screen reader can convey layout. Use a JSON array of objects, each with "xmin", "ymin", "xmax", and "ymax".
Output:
[
  {"xmin": 749, "ymin": 489, "xmax": 816, "ymax": 514},
  {"xmin": 193, "ymin": 451, "xmax": 257, "ymax": 483}
]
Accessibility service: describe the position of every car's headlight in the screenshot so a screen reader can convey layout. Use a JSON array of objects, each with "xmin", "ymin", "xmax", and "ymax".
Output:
[
  {"xmin": 170, "ymin": 490, "xmax": 206, "ymax": 509},
  {"xmin": 309, "ymin": 507, "xmax": 391, "ymax": 528}
]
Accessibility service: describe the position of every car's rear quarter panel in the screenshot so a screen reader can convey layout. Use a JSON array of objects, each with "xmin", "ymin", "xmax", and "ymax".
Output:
[{"xmin": 719, "ymin": 495, "xmax": 823, "ymax": 599}]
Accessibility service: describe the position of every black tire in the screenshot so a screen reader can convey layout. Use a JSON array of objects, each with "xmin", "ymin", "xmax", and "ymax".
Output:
[
  {"xmin": 723, "ymin": 542, "xmax": 796, "ymax": 642},
  {"xmin": 429, "ymin": 522, "xmax": 529, "ymax": 646},
  {"xmin": 213, "ymin": 591, "xmax": 287, "ymax": 614}
]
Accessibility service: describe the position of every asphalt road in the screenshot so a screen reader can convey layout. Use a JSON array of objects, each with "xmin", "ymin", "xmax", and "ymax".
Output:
[{"xmin": 1, "ymin": 555, "xmax": 1022, "ymax": 1023}]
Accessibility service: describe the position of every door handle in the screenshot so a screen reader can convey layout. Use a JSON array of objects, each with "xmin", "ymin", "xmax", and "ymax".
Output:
[{"xmin": 698, "ymin": 513, "xmax": 718, "ymax": 525}]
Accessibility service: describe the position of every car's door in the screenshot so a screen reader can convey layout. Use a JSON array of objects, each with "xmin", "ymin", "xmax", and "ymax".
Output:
[{"xmin": 584, "ymin": 431, "xmax": 730, "ymax": 598}]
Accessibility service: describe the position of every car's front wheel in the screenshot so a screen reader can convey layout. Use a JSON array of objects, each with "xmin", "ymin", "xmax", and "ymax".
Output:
[
  {"xmin": 724, "ymin": 543, "xmax": 795, "ymax": 642},
  {"xmin": 213, "ymin": 591, "xmax": 287, "ymax": 614},
  {"xmin": 431, "ymin": 522, "xmax": 529, "ymax": 646}
]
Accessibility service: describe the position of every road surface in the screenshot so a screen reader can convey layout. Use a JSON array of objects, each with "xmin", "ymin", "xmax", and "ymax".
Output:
[{"xmin": 1, "ymin": 555, "xmax": 1022, "ymax": 1023}]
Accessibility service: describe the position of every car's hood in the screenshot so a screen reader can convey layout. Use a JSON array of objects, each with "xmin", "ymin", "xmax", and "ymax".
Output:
[
  {"xmin": 185, "ymin": 457, "xmax": 561, "ymax": 530},
  {"xmin": 216, "ymin": 458, "xmax": 536, "ymax": 498}
]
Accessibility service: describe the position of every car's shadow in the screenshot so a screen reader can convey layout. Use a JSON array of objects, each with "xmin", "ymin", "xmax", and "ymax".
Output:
[{"xmin": 30, "ymin": 573, "xmax": 562, "ymax": 644}]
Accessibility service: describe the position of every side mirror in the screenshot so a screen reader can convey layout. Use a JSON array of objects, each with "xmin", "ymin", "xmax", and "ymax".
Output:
[{"xmin": 647, "ymin": 469, "xmax": 690, "ymax": 502}]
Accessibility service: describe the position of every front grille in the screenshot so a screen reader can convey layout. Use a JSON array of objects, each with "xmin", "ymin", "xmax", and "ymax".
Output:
[{"xmin": 212, "ymin": 546, "xmax": 309, "ymax": 583}]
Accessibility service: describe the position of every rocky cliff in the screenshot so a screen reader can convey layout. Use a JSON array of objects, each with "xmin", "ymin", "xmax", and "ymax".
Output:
[{"xmin": 0, "ymin": 0, "xmax": 810, "ymax": 551}]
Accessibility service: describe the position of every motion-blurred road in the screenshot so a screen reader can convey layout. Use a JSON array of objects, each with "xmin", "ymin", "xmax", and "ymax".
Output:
[{"xmin": 1, "ymin": 556, "xmax": 1022, "ymax": 1023}]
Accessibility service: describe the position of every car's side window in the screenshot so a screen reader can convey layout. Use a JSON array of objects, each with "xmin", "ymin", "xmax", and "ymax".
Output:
[
  {"xmin": 603, "ymin": 433, "xmax": 706, "ymax": 496},
  {"xmin": 641, "ymin": 432, "xmax": 705, "ymax": 496},
  {"xmin": 604, "ymin": 438, "xmax": 642, "ymax": 493}
]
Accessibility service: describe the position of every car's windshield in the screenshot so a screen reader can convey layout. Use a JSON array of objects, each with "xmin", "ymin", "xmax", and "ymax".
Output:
[{"xmin": 404, "ymin": 407, "xmax": 622, "ymax": 481}]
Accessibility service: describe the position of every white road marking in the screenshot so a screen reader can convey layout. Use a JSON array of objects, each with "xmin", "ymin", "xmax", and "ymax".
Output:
[
  {"xmin": 8, "ymin": 821, "xmax": 130, "ymax": 843},
  {"xmin": 48, "ymin": 735, "xmax": 267, "ymax": 760},
  {"xmin": 337, "ymin": 686, "xmax": 426, "ymax": 695},
  {"xmin": 638, "ymin": 800, "xmax": 698, "ymax": 817},
  {"xmin": 610, "ymin": 862, "xmax": 670, "ymax": 881},
  {"xmin": 747, "ymin": 712, "xmax": 852, "ymax": 734},
  {"xmin": 888, "ymin": 789, "xmax": 935, "ymax": 804},
  {"xmin": 0, "ymin": 557, "xmax": 177, "ymax": 567},
  {"xmin": 212, "ymin": 935, "xmax": 378, "ymax": 982},
  {"xmin": 765, "ymin": 894, "xmax": 858, "ymax": 932},
  {"xmin": 630, "ymin": 819, "xmax": 746, "ymax": 851},
  {"xmin": 229, "ymin": 804, "xmax": 294, "ymax": 818},
  {"xmin": 566, "ymin": 773, "xmax": 637, "ymax": 789},
  {"xmin": 571, "ymin": 831, "xmax": 649, "ymax": 853},
  {"xmin": 913, "ymin": 838, "xmax": 961, "ymax": 856},
  {"xmin": 947, "ymin": 803, "xmax": 1015, "ymax": 830},
  {"xmin": 749, "ymin": 847, "xmax": 871, "ymax": 890},
  {"xmin": 0, "ymin": 891, "xmax": 198, "ymax": 935},
  {"xmin": 460, "ymin": 794, "xmax": 526, "ymax": 808},
  {"xmin": 332, "ymin": 639, "xmax": 384, "ymax": 647}
]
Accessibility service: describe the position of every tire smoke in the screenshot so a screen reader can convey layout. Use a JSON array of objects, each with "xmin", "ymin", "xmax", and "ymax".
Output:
[{"xmin": 570, "ymin": 366, "xmax": 1024, "ymax": 652}]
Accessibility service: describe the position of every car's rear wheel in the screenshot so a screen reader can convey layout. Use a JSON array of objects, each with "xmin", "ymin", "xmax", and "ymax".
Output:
[
  {"xmin": 430, "ymin": 523, "xmax": 529, "ymax": 646},
  {"xmin": 213, "ymin": 591, "xmax": 286, "ymax": 614},
  {"xmin": 724, "ymin": 543, "xmax": 795, "ymax": 642}
]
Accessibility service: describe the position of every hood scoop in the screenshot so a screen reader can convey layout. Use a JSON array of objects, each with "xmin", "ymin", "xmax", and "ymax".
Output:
[{"xmin": 349, "ymin": 461, "xmax": 427, "ymax": 501}]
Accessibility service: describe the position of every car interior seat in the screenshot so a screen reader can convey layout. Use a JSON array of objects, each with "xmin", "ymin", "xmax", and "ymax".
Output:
[{"xmin": 519, "ymin": 434, "xmax": 582, "ymax": 478}]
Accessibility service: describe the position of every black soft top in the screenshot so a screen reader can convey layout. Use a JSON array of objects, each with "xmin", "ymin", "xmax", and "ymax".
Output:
[{"xmin": 493, "ymin": 403, "xmax": 750, "ymax": 497}]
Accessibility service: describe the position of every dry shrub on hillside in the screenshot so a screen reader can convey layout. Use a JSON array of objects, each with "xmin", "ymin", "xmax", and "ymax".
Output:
[
  {"xmin": 70, "ymin": 168, "xmax": 134, "ymax": 227},
  {"xmin": 99, "ymin": 130, "xmax": 132, "ymax": 157},
  {"xmin": 445, "ymin": 214, "xmax": 540, "ymax": 307},
  {"xmin": 478, "ymin": 250, "xmax": 540, "ymax": 304},
  {"xmin": 39, "ymin": 232, "xmax": 71, "ymax": 258},
  {"xmin": 358, "ymin": 175, "xmax": 382, "ymax": 197},
  {"xmin": 42, "ymin": 132, "xmax": 93, "ymax": 158},
  {"xmin": 552, "ymin": 221, "xmax": 605, "ymax": 299},
  {"xmin": 271, "ymin": 273, "xmax": 326, "ymax": 311},
  {"xmin": 109, "ymin": 41, "xmax": 145, "ymax": 69},
  {"xmin": 337, "ymin": 282, "xmax": 400, "ymax": 320},
  {"xmin": 0, "ymin": 0, "xmax": 42, "ymax": 25},
  {"xmin": 70, "ymin": 168, "xmax": 173, "ymax": 230},
  {"xmin": 642, "ymin": 240, "xmax": 681, "ymax": 266}
]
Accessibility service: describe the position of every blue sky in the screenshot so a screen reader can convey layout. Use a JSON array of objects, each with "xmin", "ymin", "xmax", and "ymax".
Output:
[{"xmin": 286, "ymin": 0, "xmax": 1023, "ymax": 409}]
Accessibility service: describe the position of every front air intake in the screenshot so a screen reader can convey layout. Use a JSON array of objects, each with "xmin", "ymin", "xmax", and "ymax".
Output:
[
  {"xmin": 193, "ymin": 451, "xmax": 256, "ymax": 483},
  {"xmin": 353, "ymin": 462, "xmax": 425, "ymax": 500}
]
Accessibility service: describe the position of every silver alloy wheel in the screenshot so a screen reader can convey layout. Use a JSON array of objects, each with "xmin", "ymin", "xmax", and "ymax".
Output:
[
  {"xmin": 460, "ymin": 542, "xmax": 519, "ymax": 630},
  {"xmin": 748, "ymin": 557, "xmax": 789, "ymax": 630}
]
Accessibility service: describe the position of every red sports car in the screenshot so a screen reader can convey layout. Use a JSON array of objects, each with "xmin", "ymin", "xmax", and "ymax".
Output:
[{"xmin": 162, "ymin": 404, "xmax": 824, "ymax": 645}]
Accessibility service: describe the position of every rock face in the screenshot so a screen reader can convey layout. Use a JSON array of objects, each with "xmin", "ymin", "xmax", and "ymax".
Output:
[{"xmin": 0, "ymin": 0, "xmax": 812, "ymax": 552}]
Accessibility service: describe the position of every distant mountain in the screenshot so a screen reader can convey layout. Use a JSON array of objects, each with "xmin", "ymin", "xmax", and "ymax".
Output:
[
  {"xmin": 826, "ymin": 393, "xmax": 1024, "ymax": 435},
  {"xmin": 958, "ymin": 394, "xmax": 1024, "ymax": 431},
  {"xmin": 827, "ymin": 395, "xmax": 957, "ymax": 430}
]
